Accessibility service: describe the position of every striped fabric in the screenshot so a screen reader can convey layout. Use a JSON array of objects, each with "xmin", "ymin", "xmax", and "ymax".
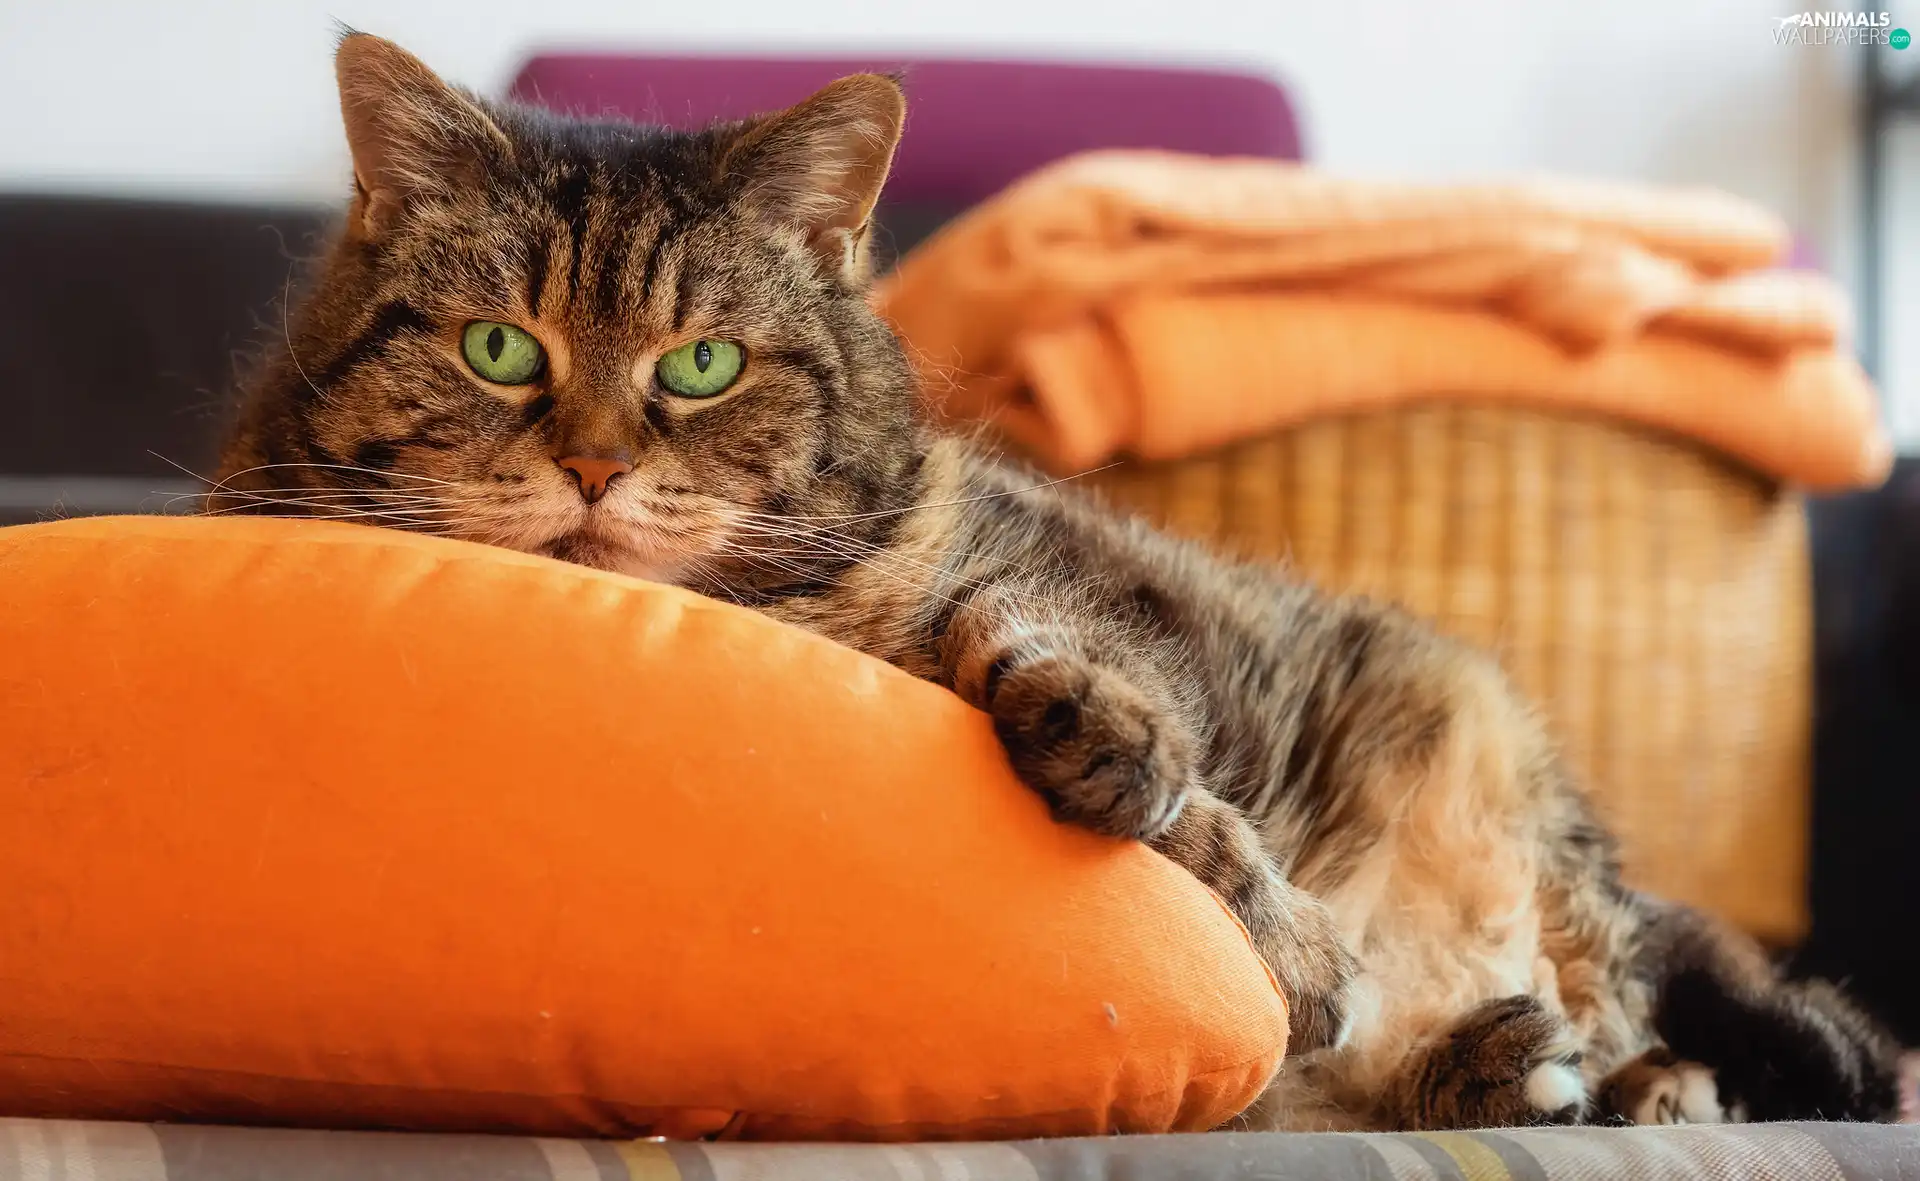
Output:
[{"xmin": 5, "ymin": 1119, "xmax": 1919, "ymax": 1181}]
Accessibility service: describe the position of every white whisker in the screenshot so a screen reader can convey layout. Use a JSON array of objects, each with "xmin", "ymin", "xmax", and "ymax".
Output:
[
  {"xmin": 283, "ymin": 273, "xmax": 328, "ymax": 407},
  {"xmin": 733, "ymin": 466, "xmax": 1115, "ymax": 527}
]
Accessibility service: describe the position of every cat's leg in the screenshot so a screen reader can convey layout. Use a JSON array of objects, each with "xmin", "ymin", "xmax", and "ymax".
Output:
[
  {"xmin": 936, "ymin": 585, "xmax": 1356, "ymax": 1053},
  {"xmin": 1153, "ymin": 791, "xmax": 1357, "ymax": 1054},
  {"xmin": 1382, "ymin": 995, "xmax": 1588, "ymax": 1129},
  {"xmin": 1595, "ymin": 1047, "xmax": 1732, "ymax": 1125},
  {"xmin": 1596, "ymin": 982, "xmax": 1902, "ymax": 1126},
  {"xmin": 1632, "ymin": 904, "xmax": 1904, "ymax": 1123}
]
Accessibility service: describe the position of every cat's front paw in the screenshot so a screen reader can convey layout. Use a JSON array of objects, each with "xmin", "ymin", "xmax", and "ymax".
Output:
[{"xmin": 985, "ymin": 653, "xmax": 1192, "ymax": 841}]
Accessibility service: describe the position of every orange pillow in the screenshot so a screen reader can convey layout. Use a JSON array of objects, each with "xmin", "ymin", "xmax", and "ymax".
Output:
[{"xmin": 0, "ymin": 515, "xmax": 1285, "ymax": 1141}]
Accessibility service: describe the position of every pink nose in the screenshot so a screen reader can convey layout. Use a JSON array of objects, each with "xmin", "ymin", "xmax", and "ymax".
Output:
[{"xmin": 554, "ymin": 454, "xmax": 634, "ymax": 505}]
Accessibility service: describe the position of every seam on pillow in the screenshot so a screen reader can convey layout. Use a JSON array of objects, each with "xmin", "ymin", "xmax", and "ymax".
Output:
[
  {"xmin": 0, "ymin": 1046, "xmax": 1285, "ymax": 1137},
  {"xmin": 32, "ymin": 517, "xmax": 913, "ymax": 676}
]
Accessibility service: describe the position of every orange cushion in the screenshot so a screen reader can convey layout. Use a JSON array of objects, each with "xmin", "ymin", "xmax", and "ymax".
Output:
[{"xmin": 0, "ymin": 515, "xmax": 1285, "ymax": 1141}]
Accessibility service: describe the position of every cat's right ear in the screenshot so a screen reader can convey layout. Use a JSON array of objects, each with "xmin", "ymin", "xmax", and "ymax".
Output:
[{"xmin": 334, "ymin": 33, "xmax": 509, "ymax": 236}]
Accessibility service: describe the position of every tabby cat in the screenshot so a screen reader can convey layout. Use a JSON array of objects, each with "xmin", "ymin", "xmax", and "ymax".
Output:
[{"xmin": 211, "ymin": 33, "xmax": 1905, "ymax": 1130}]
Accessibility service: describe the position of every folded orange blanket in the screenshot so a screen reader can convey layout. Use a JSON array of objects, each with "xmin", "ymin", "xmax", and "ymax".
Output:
[{"xmin": 875, "ymin": 151, "xmax": 1890, "ymax": 490}]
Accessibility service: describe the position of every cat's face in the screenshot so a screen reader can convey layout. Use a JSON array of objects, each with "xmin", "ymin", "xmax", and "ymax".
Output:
[{"xmin": 216, "ymin": 35, "xmax": 923, "ymax": 596}]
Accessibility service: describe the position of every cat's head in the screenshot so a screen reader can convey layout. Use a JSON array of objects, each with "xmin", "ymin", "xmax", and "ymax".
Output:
[{"xmin": 215, "ymin": 34, "xmax": 924, "ymax": 594}]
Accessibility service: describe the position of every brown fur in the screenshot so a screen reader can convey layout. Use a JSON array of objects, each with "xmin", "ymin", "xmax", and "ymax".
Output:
[{"xmin": 210, "ymin": 33, "xmax": 1905, "ymax": 1131}]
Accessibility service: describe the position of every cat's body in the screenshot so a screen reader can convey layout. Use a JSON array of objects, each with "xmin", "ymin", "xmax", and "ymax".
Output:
[
  {"xmin": 760, "ymin": 438, "xmax": 1644, "ymax": 1129},
  {"xmin": 212, "ymin": 33, "xmax": 1905, "ymax": 1131}
]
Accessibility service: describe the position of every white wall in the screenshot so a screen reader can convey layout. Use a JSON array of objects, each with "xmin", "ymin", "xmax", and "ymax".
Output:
[{"xmin": 3, "ymin": 0, "xmax": 1914, "ymax": 439}]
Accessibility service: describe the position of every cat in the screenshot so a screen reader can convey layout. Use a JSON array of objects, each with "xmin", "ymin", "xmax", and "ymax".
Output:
[{"xmin": 209, "ymin": 32, "xmax": 1905, "ymax": 1131}]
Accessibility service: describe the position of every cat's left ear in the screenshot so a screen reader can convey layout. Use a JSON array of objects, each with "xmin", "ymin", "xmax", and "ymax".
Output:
[
  {"xmin": 335, "ymin": 33, "xmax": 511, "ymax": 236},
  {"xmin": 721, "ymin": 74, "xmax": 906, "ymax": 284}
]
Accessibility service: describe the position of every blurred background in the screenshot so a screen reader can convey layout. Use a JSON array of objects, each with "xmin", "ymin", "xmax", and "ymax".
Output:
[
  {"xmin": 5, "ymin": 0, "xmax": 1911, "ymax": 367},
  {"xmin": 3, "ymin": 0, "xmax": 1919, "ymax": 1045}
]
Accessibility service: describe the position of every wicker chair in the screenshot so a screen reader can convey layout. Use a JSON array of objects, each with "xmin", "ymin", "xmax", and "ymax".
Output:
[{"xmin": 1080, "ymin": 403, "xmax": 1810, "ymax": 946}]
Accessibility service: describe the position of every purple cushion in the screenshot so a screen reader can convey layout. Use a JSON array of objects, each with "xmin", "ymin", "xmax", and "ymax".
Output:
[{"xmin": 508, "ymin": 56, "xmax": 1301, "ymax": 208}]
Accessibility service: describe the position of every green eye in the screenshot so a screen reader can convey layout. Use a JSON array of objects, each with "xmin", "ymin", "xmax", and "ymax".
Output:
[
  {"xmin": 655, "ymin": 339, "xmax": 744, "ymax": 398},
  {"xmin": 461, "ymin": 321, "xmax": 545, "ymax": 384}
]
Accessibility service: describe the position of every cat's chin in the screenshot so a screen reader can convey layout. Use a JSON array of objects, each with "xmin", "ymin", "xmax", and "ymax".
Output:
[{"xmin": 537, "ymin": 530, "xmax": 686, "ymax": 585}]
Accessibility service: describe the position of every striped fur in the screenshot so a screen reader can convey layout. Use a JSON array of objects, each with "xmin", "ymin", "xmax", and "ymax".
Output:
[{"xmin": 211, "ymin": 34, "xmax": 1904, "ymax": 1131}]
